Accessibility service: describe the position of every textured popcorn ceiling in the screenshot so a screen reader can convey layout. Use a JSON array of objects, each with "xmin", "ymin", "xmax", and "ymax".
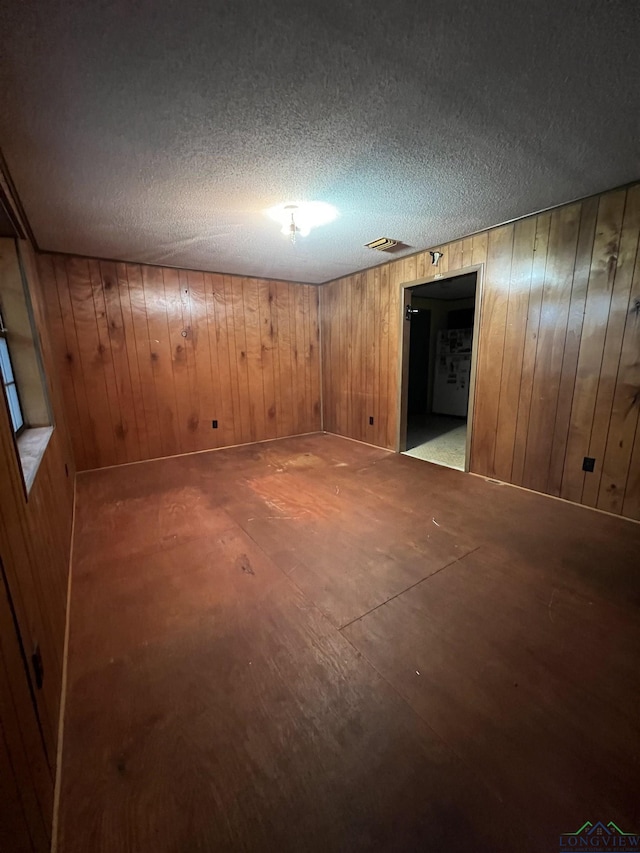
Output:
[{"xmin": 0, "ymin": 1, "xmax": 639, "ymax": 284}]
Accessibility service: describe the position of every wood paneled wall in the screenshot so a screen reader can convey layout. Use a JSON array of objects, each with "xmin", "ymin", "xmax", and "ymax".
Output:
[
  {"xmin": 39, "ymin": 256, "xmax": 322, "ymax": 471},
  {"xmin": 321, "ymin": 183, "xmax": 640, "ymax": 522},
  {"xmin": 0, "ymin": 566, "xmax": 53, "ymax": 853},
  {"xmin": 321, "ymin": 264, "xmax": 401, "ymax": 450},
  {"xmin": 0, "ymin": 240, "xmax": 75, "ymax": 850}
]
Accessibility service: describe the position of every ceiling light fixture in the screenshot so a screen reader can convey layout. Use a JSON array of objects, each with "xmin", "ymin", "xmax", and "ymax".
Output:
[
  {"xmin": 285, "ymin": 205, "xmax": 300, "ymax": 244},
  {"xmin": 266, "ymin": 201, "xmax": 337, "ymax": 244}
]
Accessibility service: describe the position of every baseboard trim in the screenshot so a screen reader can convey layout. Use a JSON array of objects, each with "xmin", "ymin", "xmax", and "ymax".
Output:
[
  {"xmin": 323, "ymin": 430, "xmax": 639, "ymax": 526},
  {"xmin": 76, "ymin": 431, "xmax": 325, "ymax": 475},
  {"xmin": 468, "ymin": 471, "xmax": 640, "ymax": 526},
  {"xmin": 322, "ymin": 430, "xmax": 395, "ymax": 454},
  {"xmin": 50, "ymin": 473, "xmax": 76, "ymax": 853}
]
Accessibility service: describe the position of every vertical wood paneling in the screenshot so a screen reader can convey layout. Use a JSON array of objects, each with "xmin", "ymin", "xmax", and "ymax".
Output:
[
  {"xmin": 1, "ymin": 240, "xmax": 75, "ymax": 850},
  {"xmin": 371, "ymin": 267, "xmax": 381, "ymax": 440},
  {"xmin": 598, "ymin": 238, "xmax": 640, "ymax": 514},
  {"xmin": 449, "ymin": 240, "xmax": 464, "ymax": 272},
  {"xmin": 522, "ymin": 203, "xmax": 581, "ymax": 493},
  {"xmin": 320, "ymin": 183, "xmax": 640, "ymax": 521},
  {"xmin": 387, "ymin": 262, "xmax": 401, "ymax": 449},
  {"xmin": 364, "ymin": 268, "xmax": 376, "ymax": 441},
  {"xmin": 99, "ymin": 260, "xmax": 141, "ymax": 463},
  {"xmin": 309, "ymin": 287, "xmax": 321, "ymax": 427},
  {"xmin": 470, "ymin": 224, "xmax": 515, "ymax": 476},
  {"xmin": 344, "ymin": 275, "xmax": 353, "ymax": 439},
  {"xmin": 621, "ymin": 413, "xmax": 640, "ymax": 519},
  {"xmin": 296, "ymin": 280, "xmax": 307, "ymax": 435},
  {"xmin": 216, "ymin": 275, "xmax": 248, "ymax": 444},
  {"xmin": 327, "ymin": 279, "xmax": 338, "ymax": 434},
  {"xmin": 416, "ymin": 251, "xmax": 427, "ymax": 280},
  {"xmin": 275, "ymin": 280, "xmax": 294, "ymax": 440},
  {"xmin": 546, "ymin": 198, "xmax": 599, "ymax": 495},
  {"xmin": 187, "ymin": 270, "xmax": 215, "ymax": 450},
  {"xmin": 43, "ymin": 255, "xmax": 90, "ymax": 470},
  {"xmin": 0, "ymin": 569, "xmax": 52, "ymax": 853},
  {"xmin": 353, "ymin": 274, "xmax": 366, "ymax": 442},
  {"xmin": 0, "ymin": 724, "xmax": 34, "ymax": 853},
  {"xmin": 164, "ymin": 267, "xmax": 194, "ymax": 453},
  {"xmin": 561, "ymin": 192, "xmax": 628, "ymax": 503},
  {"xmin": 243, "ymin": 278, "xmax": 266, "ymax": 443},
  {"xmin": 377, "ymin": 266, "xmax": 388, "ymax": 446},
  {"xmin": 90, "ymin": 259, "xmax": 126, "ymax": 465},
  {"xmin": 335, "ymin": 277, "xmax": 344, "ymax": 435},
  {"xmin": 327, "ymin": 280, "xmax": 338, "ymax": 433},
  {"xmin": 582, "ymin": 187, "xmax": 640, "ymax": 506},
  {"xmin": 288, "ymin": 279, "xmax": 301, "ymax": 435},
  {"xmin": 66, "ymin": 258, "xmax": 113, "ymax": 467},
  {"xmin": 126, "ymin": 262, "xmax": 163, "ymax": 460},
  {"xmin": 115, "ymin": 262, "xmax": 150, "ymax": 460},
  {"xmin": 471, "ymin": 232, "xmax": 489, "ymax": 268},
  {"xmin": 257, "ymin": 280, "xmax": 278, "ymax": 441},
  {"xmin": 42, "ymin": 256, "xmax": 322, "ymax": 469},
  {"xmin": 493, "ymin": 217, "xmax": 536, "ymax": 482},
  {"xmin": 2, "ymin": 244, "xmax": 74, "ymax": 757},
  {"xmin": 403, "ymin": 253, "xmax": 417, "ymax": 283},
  {"xmin": 511, "ymin": 213, "xmax": 551, "ymax": 485},
  {"xmin": 145, "ymin": 265, "xmax": 181, "ymax": 457}
]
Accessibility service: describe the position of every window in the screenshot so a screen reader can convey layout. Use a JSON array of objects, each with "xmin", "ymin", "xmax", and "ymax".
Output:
[
  {"xmin": 0, "ymin": 309, "xmax": 25, "ymax": 434},
  {"xmin": 0, "ymin": 237, "xmax": 53, "ymax": 492}
]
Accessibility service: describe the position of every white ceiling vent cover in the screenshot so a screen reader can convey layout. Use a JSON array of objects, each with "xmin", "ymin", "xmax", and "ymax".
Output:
[{"xmin": 365, "ymin": 237, "xmax": 398, "ymax": 252}]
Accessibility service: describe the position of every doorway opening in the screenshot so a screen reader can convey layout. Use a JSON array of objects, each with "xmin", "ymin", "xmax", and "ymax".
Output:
[{"xmin": 400, "ymin": 269, "xmax": 479, "ymax": 471}]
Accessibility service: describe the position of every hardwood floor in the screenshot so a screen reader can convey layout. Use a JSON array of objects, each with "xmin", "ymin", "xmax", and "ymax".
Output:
[{"xmin": 59, "ymin": 433, "xmax": 640, "ymax": 852}]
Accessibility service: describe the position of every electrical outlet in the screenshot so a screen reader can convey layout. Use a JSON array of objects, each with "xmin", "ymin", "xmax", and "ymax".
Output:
[
  {"xmin": 212, "ymin": 420, "xmax": 218, "ymax": 429},
  {"xmin": 582, "ymin": 457, "xmax": 596, "ymax": 473},
  {"xmin": 369, "ymin": 416, "xmax": 374, "ymax": 425}
]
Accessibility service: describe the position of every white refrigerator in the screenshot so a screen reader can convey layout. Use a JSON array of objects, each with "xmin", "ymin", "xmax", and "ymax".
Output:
[{"xmin": 432, "ymin": 328, "xmax": 473, "ymax": 417}]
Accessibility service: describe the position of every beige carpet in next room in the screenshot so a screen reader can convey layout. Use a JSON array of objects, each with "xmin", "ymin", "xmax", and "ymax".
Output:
[{"xmin": 403, "ymin": 415, "xmax": 467, "ymax": 470}]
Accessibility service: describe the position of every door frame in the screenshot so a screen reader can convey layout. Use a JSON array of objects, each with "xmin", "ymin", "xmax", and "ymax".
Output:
[{"xmin": 396, "ymin": 263, "xmax": 485, "ymax": 472}]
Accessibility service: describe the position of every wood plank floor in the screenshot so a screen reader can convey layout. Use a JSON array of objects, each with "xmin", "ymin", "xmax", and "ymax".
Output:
[{"xmin": 59, "ymin": 433, "xmax": 640, "ymax": 852}]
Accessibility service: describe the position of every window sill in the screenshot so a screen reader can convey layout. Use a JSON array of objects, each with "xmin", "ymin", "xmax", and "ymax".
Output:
[{"xmin": 16, "ymin": 426, "xmax": 54, "ymax": 494}]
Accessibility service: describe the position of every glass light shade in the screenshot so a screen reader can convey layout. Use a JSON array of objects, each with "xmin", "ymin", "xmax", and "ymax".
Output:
[{"xmin": 266, "ymin": 201, "xmax": 337, "ymax": 238}]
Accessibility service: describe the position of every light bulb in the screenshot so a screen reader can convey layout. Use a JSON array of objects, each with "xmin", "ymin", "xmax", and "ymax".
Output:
[{"xmin": 266, "ymin": 201, "xmax": 338, "ymax": 240}]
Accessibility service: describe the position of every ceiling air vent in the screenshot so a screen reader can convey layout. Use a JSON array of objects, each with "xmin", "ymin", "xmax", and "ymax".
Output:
[{"xmin": 365, "ymin": 237, "xmax": 398, "ymax": 252}]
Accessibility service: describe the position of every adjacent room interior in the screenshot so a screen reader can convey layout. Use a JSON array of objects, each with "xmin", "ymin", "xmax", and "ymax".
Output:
[
  {"xmin": 403, "ymin": 271, "xmax": 477, "ymax": 470},
  {"xmin": 1, "ymin": 4, "xmax": 639, "ymax": 853}
]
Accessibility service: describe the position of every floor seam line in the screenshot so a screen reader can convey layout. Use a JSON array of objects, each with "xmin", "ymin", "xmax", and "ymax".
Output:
[
  {"xmin": 337, "ymin": 618, "xmax": 506, "ymax": 808},
  {"xmin": 232, "ymin": 514, "xmax": 343, "ymax": 629},
  {"xmin": 338, "ymin": 545, "xmax": 482, "ymax": 631}
]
